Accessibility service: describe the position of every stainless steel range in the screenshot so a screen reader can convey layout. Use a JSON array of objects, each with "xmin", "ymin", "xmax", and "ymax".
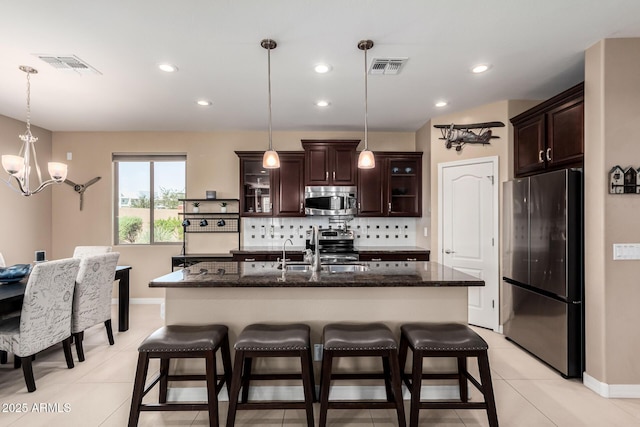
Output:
[{"xmin": 306, "ymin": 228, "xmax": 358, "ymax": 263}]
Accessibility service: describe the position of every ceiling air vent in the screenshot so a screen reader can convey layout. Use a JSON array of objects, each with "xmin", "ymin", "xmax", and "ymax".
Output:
[
  {"xmin": 34, "ymin": 54, "xmax": 102, "ymax": 75},
  {"xmin": 369, "ymin": 58, "xmax": 408, "ymax": 75}
]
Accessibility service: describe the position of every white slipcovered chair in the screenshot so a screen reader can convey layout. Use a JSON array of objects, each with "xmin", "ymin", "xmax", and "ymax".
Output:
[
  {"xmin": 72, "ymin": 246, "xmax": 112, "ymax": 258},
  {"xmin": 71, "ymin": 252, "xmax": 120, "ymax": 361},
  {"xmin": 0, "ymin": 258, "xmax": 81, "ymax": 392}
]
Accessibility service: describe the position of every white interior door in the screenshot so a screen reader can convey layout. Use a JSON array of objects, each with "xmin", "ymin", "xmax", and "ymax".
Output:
[{"xmin": 439, "ymin": 157, "xmax": 499, "ymax": 330}]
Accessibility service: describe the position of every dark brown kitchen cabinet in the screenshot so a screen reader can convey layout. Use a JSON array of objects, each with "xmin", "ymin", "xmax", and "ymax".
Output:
[
  {"xmin": 511, "ymin": 82, "xmax": 584, "ymax": 177},
  {"xmin": 357, "ymin": 152, "xmax": 422, "ymax": 217},
  {"xmin": 231, "ymin": 251, "xmax": 304, "ymax": 262},
  {"xmin": 236, "ymin": 151, "xmax": 305, "ymax": 217},
  {"xmin": 272, "ymin": 153, "xmax": 305, "ymax": 217},
  {"xmin": 358, "ymin": 250, "xmax": 429, "ymax": 262},
  {"xmin": 301, "ymin": 139, "xmax": 359, "ymax": 186},
  {"xmin": 357, "ymin": 162, "xmax": 385, "ymax": 216}
]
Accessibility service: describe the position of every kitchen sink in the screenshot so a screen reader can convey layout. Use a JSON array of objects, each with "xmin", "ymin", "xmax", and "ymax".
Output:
[
  {"xmin": 323, "ymin": 264, "xmax": 369, "ymax": 273},
  {"xmin": 280, "ymin": 263, "xmax": 370, "ymax": 273}
]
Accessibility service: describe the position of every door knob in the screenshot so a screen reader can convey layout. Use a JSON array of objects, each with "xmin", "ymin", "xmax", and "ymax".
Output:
[{"xmin": 444, "ymin": 249, "xmax": 456, "ymax": 254}]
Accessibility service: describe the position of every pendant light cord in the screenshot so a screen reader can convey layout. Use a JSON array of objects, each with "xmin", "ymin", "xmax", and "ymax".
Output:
[
  {"xmin": 363, "ymin": 44, "xmax": 368, "ymax": 151},
  {"xmin": 267, "ymin": 43, "xmax": 273, "ymax": 151}
]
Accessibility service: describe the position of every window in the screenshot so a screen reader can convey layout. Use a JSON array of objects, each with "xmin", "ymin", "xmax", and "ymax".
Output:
[{"xmin": 113, "ymin": 154, "xmax": 186, "ymax": 245}]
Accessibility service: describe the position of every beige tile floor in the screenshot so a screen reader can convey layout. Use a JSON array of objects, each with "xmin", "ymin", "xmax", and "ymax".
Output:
[{"xmin": 1, "ymin": 304, "xmax": 640, "ymax": 426}]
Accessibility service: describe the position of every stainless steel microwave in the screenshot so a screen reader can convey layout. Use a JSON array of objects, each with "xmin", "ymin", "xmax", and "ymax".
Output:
[{"xmin": 304, "ymin": 186, "xmax": 357, "ymax": 216}]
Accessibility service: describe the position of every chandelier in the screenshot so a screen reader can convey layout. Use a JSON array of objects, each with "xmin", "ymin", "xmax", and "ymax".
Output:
[{"xmin": 2, "ymin": 66, "xmax": 68, "ymax": 196}]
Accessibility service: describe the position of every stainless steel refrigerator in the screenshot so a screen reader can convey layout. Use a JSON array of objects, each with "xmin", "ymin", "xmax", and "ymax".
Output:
[{"xmin": 502, "ymin": 169, "xmax": 583, "ymax": 378}]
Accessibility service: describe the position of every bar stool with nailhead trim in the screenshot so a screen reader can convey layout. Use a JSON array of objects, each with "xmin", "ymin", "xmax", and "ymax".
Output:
[
  {"xmin": 398, "ymin": 323, "xmax": 498, "ymax": 427},
  {"xmin": 226, "ymin": 323, "xmax": 316, "ymax": 427},
  {"xmin": 318, "ymin": 322, "xmax": 406, "ymax": 427},
  {"xmin": 127, "ymin": 324, "xmax": 232, "ymax": 427}
]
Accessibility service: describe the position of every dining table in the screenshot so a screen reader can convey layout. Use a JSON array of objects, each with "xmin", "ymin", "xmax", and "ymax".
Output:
[{"xmin": 0, "ymin": 265, "xmax": 132, "ymax": 332}]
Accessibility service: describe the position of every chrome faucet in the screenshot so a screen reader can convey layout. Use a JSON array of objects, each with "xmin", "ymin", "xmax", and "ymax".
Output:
[
  {"xmin": 281, "ymin": 238, "xmax": 293, "ymax": 269},
  {"xmin": 311, "ymin": 225, "xmax": 321, "ymax": 272},
  {"xmin": 278, "ymin": 238, "xmax": 293, "ymax": 282}
]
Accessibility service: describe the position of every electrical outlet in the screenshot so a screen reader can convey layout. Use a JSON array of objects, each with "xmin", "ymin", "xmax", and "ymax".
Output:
[
  {"xmin": 423, "ymin": 227, "xmax": 428, "ymax": 237},
  {"xmin": 313, "ymin": 344, "xmax": 323, "ymax": 361}
]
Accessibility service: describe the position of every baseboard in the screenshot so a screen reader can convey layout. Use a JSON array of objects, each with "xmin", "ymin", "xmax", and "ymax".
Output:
[
  {"xmin": 112, "ymin": 298, "xmax": 164, "ymax": 305},
  {"xmin": 166, "ymin": 384, "xmax": 461, "ymax": 403},
  {"xmin": 583, "ymin": 372, "xmax": 640, "ymax": 398}
]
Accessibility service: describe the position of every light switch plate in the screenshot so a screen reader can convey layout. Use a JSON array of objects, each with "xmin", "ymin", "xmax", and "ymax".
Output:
[{"xmin": 613, "ymin": 243, "xmax": 640, "ymax": 260}]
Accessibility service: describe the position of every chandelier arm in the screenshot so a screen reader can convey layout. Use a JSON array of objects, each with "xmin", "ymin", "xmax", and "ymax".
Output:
[
  {"xmin": 29, "ymin": 139, "xmax": 45, "ymax": 185},
  {"xmin": 3, "ymin": 175, "xmax": 29, "ymax": 196},
  {"xmin": 30, "ymin": 179, "xmax": 59, "ymax": 195}
]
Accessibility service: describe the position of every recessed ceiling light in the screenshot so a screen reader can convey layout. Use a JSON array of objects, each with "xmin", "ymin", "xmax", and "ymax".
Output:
[
  {"xmin": 316, "ymin": 100, "xmax": 330, "ymax": 107},
  {"xmin": 158, "ymin": 63, "xmax": 178, "ymax": 73},
  {"xmin": 435, "ymin": 101, "xmax": 448, "ymax": 108},
  {"xmin": 196, "ymin": 100, "xmax": 212, "ymax": 106},
  {"xmin": 471, "ymin": 64, "xmax": 490, "ymax": 74},
  {"xmin": 314, "ymin": 64, "xmax": 332, "ymax": 74}
]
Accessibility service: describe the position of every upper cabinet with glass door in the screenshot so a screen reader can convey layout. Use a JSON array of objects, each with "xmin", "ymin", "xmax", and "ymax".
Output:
[
  {"xmin": 357, "ymin": 152, "xmax": 422, "ymax": 217},
  {"xmin": 236, "ymin": 151, "xmax": 305, "ymax": 217},
  {"xmin": 236, "ymin": 152, "xmax": 272, "ymax": 216}
]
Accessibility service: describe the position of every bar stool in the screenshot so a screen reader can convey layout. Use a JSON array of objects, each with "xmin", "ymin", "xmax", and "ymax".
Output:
[
  {"xmin": 128, "ymin": 324, "xmax": 233, "ymax": 427},
  {"xmin": 398, "ymin": 323, "xmax": 498, "ymax": 427},
  {"xmin": 226, "ymin": 323, "xmax": 315, "ymax": 427},
  {"xmin": 319, "ymin": 322, "xmax": 406, "ymax": 427}
]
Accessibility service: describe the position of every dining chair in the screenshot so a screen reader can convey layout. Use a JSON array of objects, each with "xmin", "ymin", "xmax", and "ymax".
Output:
[
  {"xmin": 71, "ymin": 252, "xmax": 120, "ymax": 362},
  {"xmin": 0, "ymin": 258, "xmax": 81, "ymax": 392},
  {"xmin": 72, "ymin": 246, "xmax": 112, "ymax": 258}
]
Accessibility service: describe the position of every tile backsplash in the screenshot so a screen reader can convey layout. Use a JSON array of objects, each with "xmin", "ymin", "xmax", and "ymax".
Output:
[{"xmin": 242, "ymin": 217, "xmax": 417, "ymax": 248}]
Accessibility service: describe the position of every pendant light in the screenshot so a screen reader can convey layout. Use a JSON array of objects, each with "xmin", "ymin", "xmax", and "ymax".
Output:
[
  {"xmin": 2, "ymin": 66, "xmax": 68, "ymax": 195},
  {"xmin": 357, "ymin": 40, "xmax": 375, "ymax": 169},
  {"xmin": 261, "ymin": 39, "xmax": 280, "ymax": 169}
]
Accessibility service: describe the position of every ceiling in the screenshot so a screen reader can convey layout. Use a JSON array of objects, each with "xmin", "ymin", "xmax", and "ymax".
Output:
[{"xmin": 2, "ymin": 1, "xmax": 640, "ymax": 133}]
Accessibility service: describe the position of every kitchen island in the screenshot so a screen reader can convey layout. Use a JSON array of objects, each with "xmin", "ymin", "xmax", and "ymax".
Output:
[
  {"xmin": 152, "ymin": 260, "xmax": 481, "ymax": 343},
  {"xmin": 151, "ymin": 260, "xmax": 482, "ymax": 399}
]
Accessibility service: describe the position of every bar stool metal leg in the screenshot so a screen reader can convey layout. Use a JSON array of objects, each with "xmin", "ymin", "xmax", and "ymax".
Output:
[
  {"xmin": 204, "ymin": 350, "xmax": 219, "ymax": 427},
  {"xmin": 225, "ymin": 349, "xmax": 244, "ymax": 427},
  {"xmin": 318, "ymin": 349, "xmax": 334, "ymax": 427},
  {"xmin": 128, "ymin": 353, "xmax": 150, "ymax": 427}
]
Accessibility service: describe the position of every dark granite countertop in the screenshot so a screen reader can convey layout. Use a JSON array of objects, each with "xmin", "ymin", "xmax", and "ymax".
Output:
[
  {"xmin": 230, "ymin": 246, "xmax": 306, "ymax": 254},
  {"xmin": 230, "ymin": 246, "xmax": 429, "ymax": 254},
  {"xmin": 150, "ymin": 261, "xmax": 482, "ymax": 288}
]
